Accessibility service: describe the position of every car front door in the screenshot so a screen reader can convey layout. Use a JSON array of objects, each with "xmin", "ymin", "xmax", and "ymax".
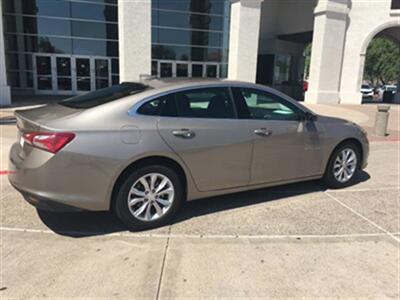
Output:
[
  {"xmin": 157, "ymin": 87, "xmax": 252, "ymax": 192},
  {"xmin": 232, "ymin": 87, "xmax": 322, "ymax": 185}
]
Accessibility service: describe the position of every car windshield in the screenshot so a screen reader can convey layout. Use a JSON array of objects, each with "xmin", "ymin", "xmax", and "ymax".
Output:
[
  {"xmin": 386, "ymin": 86, "xmax": 396, "ymax": 91},
  {"xmin": 59, "ymin": 82, "xmax": 149, "ymax": 109},
  {"xmin": 361, "ymin": 85, "xmax": 370, "ymax": 89}
]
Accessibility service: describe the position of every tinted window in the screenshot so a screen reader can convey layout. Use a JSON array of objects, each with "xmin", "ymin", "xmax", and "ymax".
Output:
[
  {"xmin": 23, "ymin": 0, "xmax": 71, "ymax": 17},
  {"xmin": 137, "ymin": 95, "xmax": 177, "ymax": 117},
  {"xmin": 73, "ymin": 39, "xmax": 118, "ymax": 56},
  {"xmin": 152, "ymin": 0, "xmax": 229, "ymax": 15},
  {"xmin": 3, "ymin": 16, "xmax": 17, "ymax": 33},
  {"xmin": 151, "ymin": 10, "xmax": 227, "ymax": 31},
  {"xmin": 152, "ymin": 45, "xmax": 227, "ymax": 62},
  {"xmin": 25, "ymin": 36, "xmax": 73, "ymax": 53},
  {"xmin": 2, "ymin": 0, "xmax": 15, "ymax": 14},
  {"xmin": 23, "ymin": 17, "xmax": 71, "ymax": 36},
  {"xmin": 71, "ymin": 2, "xmax": 118, "ymax": 22},
  {"xmin": 59, "ymin": 82, "xmax": 148, "ymax": 109},
  {"xmin": 238, "ymin": 88, "xmax": 301, "ymax": 121},
  {"xmin": 152, "ymin": 28, "xmax": 224, "ymax": 47},
  {"xmin": 175, "ymin": 87, "xmax": 235, "ymax": 119},
  {"xmin": 72, "ymin": 21, "xmax": 118, "ymax": 40}
]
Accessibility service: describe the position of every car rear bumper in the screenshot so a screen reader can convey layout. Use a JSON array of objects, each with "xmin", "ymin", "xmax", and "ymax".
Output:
[
  {"xmin": 10, "ymin": 182, "xmax": 84, "ymax": 212},
  {"xmin": 8, "ymin": 142, "xmax": 114, "ymax": 211}
]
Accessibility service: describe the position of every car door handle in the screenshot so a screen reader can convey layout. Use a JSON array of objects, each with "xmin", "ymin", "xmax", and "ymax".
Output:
[
  {"xmin": 172, "ymin": 129, "xmax": 196, "ymax": 139},
  {"xmin": 254, "ymin": 128, "xmax": 272, "ymax": 137}
]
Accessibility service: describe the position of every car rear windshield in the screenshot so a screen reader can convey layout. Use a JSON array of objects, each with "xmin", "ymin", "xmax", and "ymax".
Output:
[{"xmin": 59, "ymin": 82, "xmax": 149, "ymax": 109}]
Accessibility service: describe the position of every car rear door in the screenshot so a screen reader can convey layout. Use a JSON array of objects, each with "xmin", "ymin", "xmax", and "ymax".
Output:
[
  {"xmin": 156, "ymin": 86, "xmax": 252, "ymax": 192},
  {"xmin": 232, "ymin": 87, "xmax": 322, "ymax": 185}
]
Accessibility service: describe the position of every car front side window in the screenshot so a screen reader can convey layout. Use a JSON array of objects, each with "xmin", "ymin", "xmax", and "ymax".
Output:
[{"xmin": 236, "ymin": 88, "xmax": 302, "ymax": 121}]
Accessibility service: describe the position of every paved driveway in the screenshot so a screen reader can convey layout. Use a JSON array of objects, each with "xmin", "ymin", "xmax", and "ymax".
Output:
[{"xmin": 0, "ymin": 124, "xmax": 399, "ymax": 298}]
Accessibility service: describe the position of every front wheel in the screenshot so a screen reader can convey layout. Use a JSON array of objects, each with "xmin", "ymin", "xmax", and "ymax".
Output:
[
  {"xmin": 323, "ymin": 143, "xmax": 361, "ymax": 189},
  {"xmin": 114, "ymin": 165, "xmax": 183, "ymax": 231}
]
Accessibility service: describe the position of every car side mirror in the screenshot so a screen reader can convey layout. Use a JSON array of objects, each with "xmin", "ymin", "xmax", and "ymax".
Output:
[{"xmin": 301, "ymin": 112, "xmax": 317, "ymax": 122}]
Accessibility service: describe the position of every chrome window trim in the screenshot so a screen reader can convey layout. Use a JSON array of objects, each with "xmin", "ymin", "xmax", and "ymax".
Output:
[
  {"xmin": 128, "ymin": 82, "xmax": 309, "ymax": 118},
  {"xmin": 129, "ymin": 83, "xmax": 239, "ymax": 118}
]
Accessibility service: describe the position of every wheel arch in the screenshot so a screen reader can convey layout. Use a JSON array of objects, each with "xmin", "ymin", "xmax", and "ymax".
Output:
[
  {"xmin": 325, "ymin": 138, "xmax": 364, "ymax": 172},
  {"xmin": 110, "ymin": 155, "xmax": 188, "ymax": 210}
]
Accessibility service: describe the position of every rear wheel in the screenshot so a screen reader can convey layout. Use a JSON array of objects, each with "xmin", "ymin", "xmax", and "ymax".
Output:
[
  {"xmin": 114, "ymin": 165, "xmax": 183, "ymax": 231},
  {"xmin": 323, "ymin": 143, "xmax": 360, "ymax": 189}
]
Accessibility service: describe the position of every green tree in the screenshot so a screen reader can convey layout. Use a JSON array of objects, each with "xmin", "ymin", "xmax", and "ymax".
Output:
[
  {"xmin": 303, "ymin": 43, "xmax": 312, "ymax": 79},
  {"xmin": 364, "ymin": 37, "xmax": 400, "ymax": 86}
]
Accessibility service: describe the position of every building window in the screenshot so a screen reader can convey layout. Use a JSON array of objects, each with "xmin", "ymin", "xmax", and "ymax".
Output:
[
  {"xmin": 2, "ymin": 0, "xmax": 119, "ymax": 91},
  {"xmin": 392, "ymin": 0, "xmax": 400, "ymax": 9},
  {"xmin": 151, "ymin": 0, "xmax": 231, "ymax": 78},
  {"xmin": 273, "ymin": 54, "xmax": 292, "ymax": 85}
]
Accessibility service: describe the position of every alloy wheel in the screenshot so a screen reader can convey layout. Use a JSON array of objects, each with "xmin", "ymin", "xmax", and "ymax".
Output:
[
  {"xmin": 127, "ymin": 173, "xmax": 175, "ymax": 222},
  {"xmin": 333, "ymin": 148, "xmax": 357, "ymax": 183}
]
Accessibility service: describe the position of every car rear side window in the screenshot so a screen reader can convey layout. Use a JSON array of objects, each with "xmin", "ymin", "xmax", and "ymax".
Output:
[
  {"xmin": 137, "ymin": 94, "xmax": 178, "ymax": 117},
  {"xmin": 174, "ymin": 87, "xmax": 235, "ymax": 119}
]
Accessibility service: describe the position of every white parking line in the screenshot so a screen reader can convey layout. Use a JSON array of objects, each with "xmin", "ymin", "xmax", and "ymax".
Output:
[
  {"xmin": 1, "ymin": 226, "xmax": 399, "ymax": 241},
  {"xmin": 327, "ymin": 186, "xmax": 399, "ymax": 193},
  {"xmin": 325, "ymin": 192, "xmax": 400, "ymax": 243}
]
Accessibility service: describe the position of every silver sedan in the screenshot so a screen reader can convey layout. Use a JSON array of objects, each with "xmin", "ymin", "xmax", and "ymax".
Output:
[{"xmin": 9, "ymin": 79, "xmax": 369, "ymax": 230}]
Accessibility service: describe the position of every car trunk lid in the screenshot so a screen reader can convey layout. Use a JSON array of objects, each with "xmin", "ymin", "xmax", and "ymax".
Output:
[{"xmin": 15, "ymin": 104, "xmax": 81, "ymax": 133}]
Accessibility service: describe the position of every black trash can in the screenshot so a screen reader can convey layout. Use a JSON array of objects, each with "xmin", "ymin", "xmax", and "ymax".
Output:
[{"xmin": 382, "ymin": 91, "xmax": 395, "ymax": 103}]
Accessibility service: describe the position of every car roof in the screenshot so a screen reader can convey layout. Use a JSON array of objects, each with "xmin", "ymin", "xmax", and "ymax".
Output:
[{"xmin": 138, "ymin": 77, "xmax": 252, "ymax": 91}]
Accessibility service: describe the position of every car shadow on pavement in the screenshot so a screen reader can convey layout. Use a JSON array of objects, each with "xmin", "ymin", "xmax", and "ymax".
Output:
[
  {"xmin": 174, "ymin": 172, "xmax": 370, "ymax": 224},
  {"xmin": 37, "ymin": 172, "xmax": 370, "ymax": 237}
]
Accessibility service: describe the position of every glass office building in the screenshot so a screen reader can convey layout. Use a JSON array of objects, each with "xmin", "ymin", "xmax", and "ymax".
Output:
[
  {"xmin": 151, "ymin": 0, "xmax": 230, "ymax": 79},
  {"xmin": 1, "ymin": 0, "xmax": 230, "ymax": 97},
  {"xmin": 2, "ymin": 0, "xmax": 120, "ymax": 96}
]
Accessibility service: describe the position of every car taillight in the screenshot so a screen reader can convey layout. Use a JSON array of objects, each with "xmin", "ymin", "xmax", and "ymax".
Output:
[{"xmin": 23, "ymin": 132, "xmax": 75, "ymax": 153}]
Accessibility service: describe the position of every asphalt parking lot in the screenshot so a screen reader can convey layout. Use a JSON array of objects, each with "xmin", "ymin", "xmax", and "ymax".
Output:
[{"xmin": 1, "ymin": 123, "xmax": 399, "ymax": 298}]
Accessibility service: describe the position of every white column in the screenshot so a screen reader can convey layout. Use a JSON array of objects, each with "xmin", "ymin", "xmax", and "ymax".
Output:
[
  {"xmin": 305, "ymin": 0, "xmax": 350, "ymax": 104},
  {"xmin": 228, "ymin": 0, "xmax": 263, "ymax": 83},
  {"xmin": 118, "ymin": 0, "xmax": 151, "ymax": 82},
  {"xmin": 0, "ymin": 3, "xmax": 11, "ymax": 106}
]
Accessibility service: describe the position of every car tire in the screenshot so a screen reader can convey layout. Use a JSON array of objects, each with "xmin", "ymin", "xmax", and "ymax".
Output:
[
  {"xmin": 323, "ymin": 142, "xmax": 361, "ymax": 189},
  {"xmin": 114, "ymin": 165, "xmax": 183, "ymax": 231}
]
